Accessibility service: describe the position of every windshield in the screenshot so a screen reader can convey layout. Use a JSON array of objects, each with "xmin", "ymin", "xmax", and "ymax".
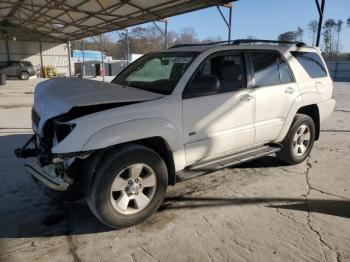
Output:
[{"xmin": 112, "ymin": 52, "xmax": 199, "ymax": 95}]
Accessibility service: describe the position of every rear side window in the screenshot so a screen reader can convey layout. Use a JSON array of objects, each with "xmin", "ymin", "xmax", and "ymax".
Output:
[
  {"xmin": 251, "ymin": 52, "xmax": 292, "ymax": 87},
  {"xmin": 291, "ymin": 51, "xmax": 327, "ymax": 78}
]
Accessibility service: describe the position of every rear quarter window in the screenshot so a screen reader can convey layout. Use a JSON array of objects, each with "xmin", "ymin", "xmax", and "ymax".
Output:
[{"xmin": 291, "ymin": 51, "xmax": 327, "ymax": 78}]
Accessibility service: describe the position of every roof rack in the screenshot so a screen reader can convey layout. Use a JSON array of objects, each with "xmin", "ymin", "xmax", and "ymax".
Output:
[
  {"xmin": 231, "ymin": 39, "xmax": 306, "ymax": 47},
  {"xmin": 169, "ymin": 39, "xmax": 306, "ymax": 49},
  {"xmin": 169, "ymin": 41, "xmax": 229, "ymax": 49}
]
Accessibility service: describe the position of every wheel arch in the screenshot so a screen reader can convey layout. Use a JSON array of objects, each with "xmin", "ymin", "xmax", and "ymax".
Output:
[
  {"xmin": 296, "ymin": 104, "xmax": 320, "ymax": 140},
  {"xmin": 81, "ymin": 137, "xmax": 177, "ymax": 198}
]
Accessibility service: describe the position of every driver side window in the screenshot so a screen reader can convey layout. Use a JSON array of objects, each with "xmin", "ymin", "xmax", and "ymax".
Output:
[{"xmin": 184, "ymin": 53, "xmax": 246, "ymax": 98}]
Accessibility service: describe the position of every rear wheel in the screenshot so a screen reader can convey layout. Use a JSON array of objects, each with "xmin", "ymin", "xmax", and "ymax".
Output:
[
  {"xmin": 19, "ymin": 71, "xmax": 30, "ymax": 80},
  {"xmin": 87, "ymin": 144, "xmax": 168, "ymax": 228},
  {"xmin": 277, "ymin": 114, "xmax": 315, "ymax": 164}
]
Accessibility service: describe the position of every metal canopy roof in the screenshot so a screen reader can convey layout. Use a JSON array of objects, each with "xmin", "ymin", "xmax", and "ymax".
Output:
[{"xmin": 0, "ymin": 0, "xmax": 233, "ymax": 41}]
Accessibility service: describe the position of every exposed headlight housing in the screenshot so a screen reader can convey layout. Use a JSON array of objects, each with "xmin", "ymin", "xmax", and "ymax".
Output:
[{"xmin": 54, "ymin": 121, "xmax": 76, "ymax": 143}]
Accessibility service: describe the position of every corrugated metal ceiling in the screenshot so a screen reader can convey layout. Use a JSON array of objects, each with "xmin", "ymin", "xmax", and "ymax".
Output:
[{"xmin": 0, "ymin": 0, "xmax": 234, "ymax": 41}]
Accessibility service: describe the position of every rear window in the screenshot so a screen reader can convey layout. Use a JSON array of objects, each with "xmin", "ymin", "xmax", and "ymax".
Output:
[{"xmin": 291, "ymin": 51, "xmax": 327, "ymax": 78}]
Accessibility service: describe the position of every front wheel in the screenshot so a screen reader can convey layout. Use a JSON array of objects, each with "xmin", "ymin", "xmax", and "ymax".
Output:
[
  {"xmin": 87, "ymin": 144, "xmax": 168, "ymax": 228},
  {"xmin": 277, "ymin": 114, "xmax": 315, "ymax": 164}
]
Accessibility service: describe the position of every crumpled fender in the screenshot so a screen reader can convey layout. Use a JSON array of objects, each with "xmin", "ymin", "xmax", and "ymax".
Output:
[{"xmin": 52, "ymin": 117, "xmax": 186, "ymax": 171}]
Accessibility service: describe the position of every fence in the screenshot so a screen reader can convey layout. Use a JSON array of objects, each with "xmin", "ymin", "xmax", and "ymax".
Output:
[{"xmin": 326, "ymin": 62, "xmax": 350, "ymax": 82}]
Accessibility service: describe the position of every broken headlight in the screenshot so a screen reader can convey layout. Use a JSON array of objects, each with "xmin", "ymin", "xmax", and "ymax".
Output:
[{"xmin": 54, "ymin": 121, "xmax": 76, "ymax": 143}]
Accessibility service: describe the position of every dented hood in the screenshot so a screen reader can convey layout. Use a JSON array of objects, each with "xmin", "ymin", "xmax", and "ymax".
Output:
[{"xmin": 33, "ymin": 78, "xmax": 162, "ymax": 132}]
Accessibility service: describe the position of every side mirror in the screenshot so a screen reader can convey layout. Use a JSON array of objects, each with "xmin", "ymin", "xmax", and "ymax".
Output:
[{"xmin": 184, "ymin": 75, "xmax": 220, "ymax": 98}]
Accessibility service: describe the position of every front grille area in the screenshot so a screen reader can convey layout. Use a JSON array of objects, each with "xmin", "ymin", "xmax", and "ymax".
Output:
[{"xmin": 31, "ymin": 108, "xmax": 40, "ymax": 127}]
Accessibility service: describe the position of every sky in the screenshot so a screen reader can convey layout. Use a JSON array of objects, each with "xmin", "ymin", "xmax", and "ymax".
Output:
[{"xmin": 140, "ymin": 0, "xmax": 350, "ymax": 52}]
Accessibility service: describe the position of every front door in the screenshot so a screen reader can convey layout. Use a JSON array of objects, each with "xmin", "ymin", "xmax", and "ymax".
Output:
[{"xmin": 182, "ymin": 51, "xmax": 255, "ymax": 164}]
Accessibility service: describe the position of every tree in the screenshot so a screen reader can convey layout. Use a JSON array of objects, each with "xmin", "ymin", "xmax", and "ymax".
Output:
[
  {"xmin": 308, "ymin": 20, "xmax": 318, "ymax": 46},
  {"xmin": 323, "ymin": 19, "xmax": 336, "ymax": 55},
  {"xmin": 296, "ymin": 27, "xmax": 304, "ymax": 41},
  {"xmin": 335, "ymin": 19, "xmax": 343, "ymax": 57},
  {"xmin": 174, "ymin": 27, "xmax": 198, "ymax": 44},
  {"xmin": 278, "ymin": 31, "xmax": 298, "ymax": 42}
]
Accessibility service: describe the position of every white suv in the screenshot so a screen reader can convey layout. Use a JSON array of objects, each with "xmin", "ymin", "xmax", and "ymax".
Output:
[{"xmin": 16, "ymin": 39, "xmax": 335, "ymax": 228}]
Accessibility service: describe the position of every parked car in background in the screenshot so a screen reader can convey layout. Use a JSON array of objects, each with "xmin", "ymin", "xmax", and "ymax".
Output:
[
  {"xmin": 0, "ymin": 61, "xmax": 36, "ymax": 80},
  {"xmin": 16, "ymin": 39, "xmax": 335, "ymax": 228}
]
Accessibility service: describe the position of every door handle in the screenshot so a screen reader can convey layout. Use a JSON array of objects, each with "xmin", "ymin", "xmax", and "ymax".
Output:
[
  {"xmin": 240, "ymin": 94, "xmax": 254, "ymax": 101},
  {"xmin": 285, "ymin": 87, "xmax": 295, "ymax": 94}
]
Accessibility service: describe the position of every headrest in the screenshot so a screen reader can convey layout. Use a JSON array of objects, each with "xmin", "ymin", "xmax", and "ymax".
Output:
[{"xmin": 221, "ymin": 62, "xmax": 242, "ymax": 81}]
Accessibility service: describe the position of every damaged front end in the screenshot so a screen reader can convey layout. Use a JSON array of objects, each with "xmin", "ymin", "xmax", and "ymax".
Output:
[{"xmin": 15, "ymin": 111, "xmax": 92, "ymax": 191}]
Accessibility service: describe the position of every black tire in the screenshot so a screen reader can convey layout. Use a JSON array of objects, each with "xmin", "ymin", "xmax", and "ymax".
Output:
[
  {"xmin": 87, "ymin": 144, "xmax": 168, "ymax": 228},
  {"xmin": 19, "ymin": 71, "xmax": 30, "ymax": 80},
  {"xmin": 277, "ymin": 114, "xmax": 315, "ymax": 164}
]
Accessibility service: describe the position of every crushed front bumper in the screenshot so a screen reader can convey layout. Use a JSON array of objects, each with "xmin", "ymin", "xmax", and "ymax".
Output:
[
  {"xmin": 15, "ymin": 134, "xmax": 70, "ymax": 191},
  {"xmin": 25, "ymin": 161, "xmax": 69, "ymax": 191}
]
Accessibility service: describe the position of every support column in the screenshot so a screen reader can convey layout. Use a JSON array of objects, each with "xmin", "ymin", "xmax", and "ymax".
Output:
[
  {"xmin": 126, "ymin": 28, "xmax": 129, "ymax": 65},
  {"xmin": 217, "ymin": 3, "xmax": 233, "ymax": 43},
  {"xmin": 315, "ymin": 0, "xmax": 325, "ymax": 47},
  {"xmin": 164, "ymin": 18, "xmax": 168, "ymax": 49},
  {"xmin": 153, "ymin": 19, "xmax": 169, "ymax": 49},
  {"xmin": 81, "ymin": 38, "xmax": 85, "ymax": 78},
  {"xmin": 100, "ymin": 34, "xmax": 105, "ymax": 82},
  {"xmin": 228, "ymin": 4, "xmax": 232, "ymax": 42},
  {"xmin": 5, "ymin": 39, "xmax": 10, "ymax": 61},
  {"xmin": 67, "ymin": 41, "xmax": 72, "ymax": 77},
  {"xmin": 39, "ymin": 41, "xmax": 44, "ymax": 77}
]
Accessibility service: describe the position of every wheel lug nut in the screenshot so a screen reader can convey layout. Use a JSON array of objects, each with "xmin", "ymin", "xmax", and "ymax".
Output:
[
  {"xmin": 124, "ymin": 187, "xmax": 128, "ymax": 192},
  {"xmin": 128, "ymin": 180, "xmax": 132, "ymax": 185},
  {"xmin": 135, "ymin": 178, "xmax": 139, "ymax": 183},
  {"xmin": 135, "ymin": 192, "xmax": 138, "ymax": 195}
]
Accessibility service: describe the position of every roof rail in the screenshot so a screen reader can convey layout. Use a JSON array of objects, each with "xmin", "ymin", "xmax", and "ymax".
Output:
[
  {"xmin": 232, "ymin": 39, "xmax": 306, "ymax": 47},
  {"xmin": 169, "ymin": 39, "xmax": 306, "ymax": 49},
  {"xmin": 170, "ymin": 41, "xmax": 230, "ymax": 49}
]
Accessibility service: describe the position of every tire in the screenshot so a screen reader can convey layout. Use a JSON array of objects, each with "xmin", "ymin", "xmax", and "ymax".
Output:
[
  {"xmin": 277, "ymin": 114, "xmax": 315, "ymax": 164},
  {"xmin": 87, "ymin": 144, "xmax": 168, "ymax": 228},
  {"xmin": 19, "ymin": 71, "xmax": 30, "ymax": 80}
]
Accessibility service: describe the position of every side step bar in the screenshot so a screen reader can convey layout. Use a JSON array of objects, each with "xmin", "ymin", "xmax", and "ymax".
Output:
[
  {"xmin": 24, "ymin": 162, "xmax": 69, "ymax": 191},
  {"xmin": 176, "ymin": 144, "xmax": 281, "ymax": 182}
]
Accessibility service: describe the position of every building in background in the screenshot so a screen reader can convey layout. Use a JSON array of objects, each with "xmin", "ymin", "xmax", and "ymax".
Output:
[{"xmin": 0, "ymin": 23, "xmax": 71, "ymax": 77}]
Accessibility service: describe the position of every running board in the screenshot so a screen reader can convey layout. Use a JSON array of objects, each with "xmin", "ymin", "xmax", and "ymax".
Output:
[{"xmin": 176, "ymin": 144, "xmax": 281, "ymax": 182}]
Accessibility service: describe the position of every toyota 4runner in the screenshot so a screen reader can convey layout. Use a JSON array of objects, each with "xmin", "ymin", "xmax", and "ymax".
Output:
[{"xmin": 15, "ymin": 39, "xmax": 335, "ymax": 228}]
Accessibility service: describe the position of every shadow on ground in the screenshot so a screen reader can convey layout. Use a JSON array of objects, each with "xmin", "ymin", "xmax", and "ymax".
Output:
[
  {"xmin": 1, "ymin": 134, "xmax": 349, "ymax": 239},
  {"xmin": 1, "ymin": 195, "xmax": 349, "ymax": 239}
]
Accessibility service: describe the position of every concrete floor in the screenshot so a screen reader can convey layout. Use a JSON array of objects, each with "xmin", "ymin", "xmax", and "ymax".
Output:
[{"xmin": 0, "ymin": 79, "xmax": 349, "ymax": 262}]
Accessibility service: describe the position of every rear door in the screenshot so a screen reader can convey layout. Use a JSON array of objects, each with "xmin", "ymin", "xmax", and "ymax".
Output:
[{"xmin": 250, "ymin": 51, "xmax": 299, "ymax": 144}]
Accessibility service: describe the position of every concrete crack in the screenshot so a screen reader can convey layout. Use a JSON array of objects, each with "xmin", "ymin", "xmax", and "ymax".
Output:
[
  {"xmin": 274, "ymin": 207, "xmax": 302, "ymax": 224},
  {"xmin": 64, "ymin": 206, "xmax": 82, "ymax": 262},
  {"xmin": 140, "ymin": 247, "xmax": 160, "ymax": 262},
  {"xmin": 279, "ymin": 167, "xmax": 303, "ymax": 175},
  {"xmin": 321, "ymin": 129, "xmax": 350, "ymax": 133},
  {"xmin": 335, "ymin": 109, "xmax": 350, "ymax": 113},
  {"xmin": 303, "ymin": 156, "xmax": 342, "ymax": 262}
]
